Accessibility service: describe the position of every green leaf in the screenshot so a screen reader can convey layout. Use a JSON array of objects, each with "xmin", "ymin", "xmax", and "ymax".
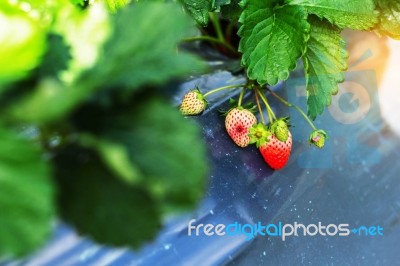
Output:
[
  {"xmin": 10, "ymin": 2, "xmax": 206, "ymax": 124},
  {"xmin": 214, "ymin": 0, "xmax": 230, "ymax": 10},
  {"xmin": 78, "ymin": 134, "xmax": 143, "ymax": 185},
  {"xmin": 36, "ymin": 34, "xmax": 72, "ymax": 79},
  {"xmin": 70, "ymin": 0, "xmax": 86, "ymax": 7},
  {"xmin": 0, "ymin": 127, "xmax": 54, "ymax": 256},
  {"xmin": 0, "ymin": 1, "xmax": 46, "ymax": 87},
  {"xmin": 73, "ymin": 96, "xmax": 208, "ymax": 212},
  {"xmin": 70, "ymin": 0, "xmax": 84, "ymax": 4},
  {"xmin": 54, "ymin": 96, "xmax": 208, "ymax": 248},
  {"xmin": 53, "ymin": 2, "xmax": 111, "ymax": 84},
  {"xmin": 238, "ymin": 1, "xmax": 309, "ymax": 85},
  {"xmin": 119, "ymin": 99, "xmax": 208, "ymax": 211},
  {"xmin": 179, "ymin": 0, "xmax": 214, "ymax": 26},
  {"xmin": 8, "ymin": 3, "xmax": 112, "ymax": 123},
  {"xmin": 105, "ymin": 0, "xmax": 129, "ymax": 12},
  {"xmin": 9, "ymin": 78, "xmax": 86, "ymax": 123},
  {"xmin": 304, "ymin": 16, "xmax": 348, "ymax": 119},
  {"xmin": 54, "ymin": 147, "xmax": 160, "ymax": 248},
  {"xmin": 287, "ymin": 0, "xmax": 379, "ymax": 30},
  {"xmin": 9, "ymin": 0, "xmax": 72, "ymax": 26},
  {"xmin": 221, "ymin": 0, "xmax": 241, "ymax": 20},
  {"xmin": 375, "ymin": 0, "xmax": 400, "ymax": 39},
  {"xmin": 83, "ymin": 2, "xmax": 206, "ymax": 93}
]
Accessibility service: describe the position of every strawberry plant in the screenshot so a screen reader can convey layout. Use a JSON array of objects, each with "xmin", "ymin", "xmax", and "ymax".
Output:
[
  {"xmin": 178, "ymin": 0, "xmax": 400, "ymax": 167},
  {"xmin": 0, "ymin": 0, "xmax": 399, "ymax": 260}
]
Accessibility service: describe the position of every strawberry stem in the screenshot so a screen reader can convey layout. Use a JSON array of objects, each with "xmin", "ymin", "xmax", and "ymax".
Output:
[
  {"xmin": 256, "ymin": 88, "xmax": 276, "ymax": 123},
  {"xmin": 183, "ymin": 14, "xmax": 240, "ymax": 56},
  {"xmin": 203, "ymin": 84, "xmax": 246, "ymax": 97},
  {"xmin": 210, "ymin": 12, "xmax": 225, "ymax": 44},
  {"xmin": 182, "ymin": 36, "xmax": 237, "ymax": 54},
  {"xmin": 238, "ymin": 88, "xmax": 245, "ymax": 106},
  {"xmin": 225, "ymin": 19, "xmax": 236, "ymax": 43},
  {"xmin": 255, "ymin": 91, "xmax": 265, "ymax": 124},
  {"xmin": 266, "ymin": 87, "xmax": 317, "ymax": 130}
]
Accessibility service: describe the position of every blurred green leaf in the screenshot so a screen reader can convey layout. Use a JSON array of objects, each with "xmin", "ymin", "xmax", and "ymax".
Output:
[
  {"xmin": 9, "ymin": 78, "xmax": 85, "ymax": 123},
  {"xmin": 0, "ymin": 0, "xmax": 209, "ymax": 257},
  {"xmin": 70, "ymin": 0, "xmax": 85, "ymax": 5},
  {"xmin": 105, "ymin": 0, "xmax": 129, "ymax": 12},
  {"xmin": 70, "ymin": 0, "xmax": 88, "ymax": 8},
  {"xmin": 11, "ymin": 2, "xmax": 205, "ymax": 124},
  {"xmin": 0, "ymin": 1, "xmax": 46, "ymax": 87},
  {"xmin": 109, "ymin": 98, "xmax": 208, "ymax": 211},
  {"xmin": 78, "ymin": 134, "xmax": 143, "ymax": 185},
  {"xmin": 54, "ymin": 147, "xmax": 160, "ymax": 248},
  {"xmin": 83, "ymin": 2, "xmax": 206, "ymax": 91},
  {"xmin": 15, "ymin": 0, "xmax": 66, "ymax": 12},
  {"xmin": 53, "ymin": 1, "xmax": 111, "ymax": 83},
  {"xmin": 0, "ymin": 127, "xmax": 54, "ymax": 256},
  {"xmin": 36, "ymin": 34, "xmax": 72, "ymax": 79},
  {"xmin": 73, "ymin": 96, "xmax": 208, "ymax": 212}
]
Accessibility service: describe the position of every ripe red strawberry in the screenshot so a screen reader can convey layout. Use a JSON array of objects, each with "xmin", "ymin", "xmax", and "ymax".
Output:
[
  {"xmin": 180, "ymin": 89, "xmax": 206, "ymax": 115},
  {"xmin": 249, "ymin": 123, "xmax": 292, "ymax": 170},
  {"xmin": 225, "ymin": 107, "xmax": 257, "ymax": 147},
  {"xmin": 259, "ymin": 131, "xmax": 292, "ymax": 170}
]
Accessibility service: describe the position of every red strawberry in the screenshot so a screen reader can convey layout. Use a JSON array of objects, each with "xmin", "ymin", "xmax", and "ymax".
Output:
[
  {"xmin": 180, "ymin": 89, "xmax": 206, "ymax": 115},
  {"xmin": 225, "ymin": 107, "xmax": 257, "ymax": 147},
  {"xmin": 259, "ymin": 131, "xmax": 292, "ymax": 170}
]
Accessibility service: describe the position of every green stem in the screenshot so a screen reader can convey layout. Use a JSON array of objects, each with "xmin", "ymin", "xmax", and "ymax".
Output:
[
  {"xmin": 182, "ymin": 36, "xmax": 237, "ymax": 54},
  {"xmin": 266, "ymin": 87, "xmax": 317, "ymax": 130},
  {"xmin": 255, "ymin": 91, "xmax": 265, "ymax": 124},
  {"xmin": 210, "ymin": 12, "xmax": 225, "ymax": 43},
  {"xmin": 238, "ymin": 88, "xmax": 245, "ymax": 107},
  {"xmin": 225, "ymin": 19, "xmax": 235, "ymax": 42},
  {"xmin": 257, "ymin": 88, "xmax": 276, "ymax": 121},
  {"xmin": 256, "ymin": 88, "xmax": 273, "ymax": 123},
  {"xmin": 203, "ymin": 84, "xmax": 246, "ymax": 97}
]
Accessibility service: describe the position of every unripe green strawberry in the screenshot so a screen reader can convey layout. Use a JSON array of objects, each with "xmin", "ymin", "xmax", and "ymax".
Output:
[
  {"xmin": 259, "ymin": 131, "xmax": 292, "ymax": 170},
  {"xmin": 225, "ymin": 107, "xmax": 257, "ymax": 147},
  {"xmin": 270, "ymin": 118, "xmax": 290, "ymax": 142},
  {"xmin": 180, "ymin": 89, "xmax": 206, "ymax": 115},
  {"xmin": 309, "ymin": 129, "xmax": 328, "ymax": 148}
]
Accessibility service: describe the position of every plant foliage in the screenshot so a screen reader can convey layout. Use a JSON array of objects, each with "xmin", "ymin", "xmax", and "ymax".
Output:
[
  {"xmin": 0, "ymin": 0, "xmax": 207, "ymax": 257},
  {"xmin": 1, "ymin": 0, "xmax": 400, "ymax": 259}
]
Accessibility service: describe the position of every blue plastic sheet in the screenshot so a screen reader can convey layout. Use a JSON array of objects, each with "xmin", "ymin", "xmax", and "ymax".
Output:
[{"xmin": 3, "ymin": 64, "xmax": 400, "ymax": 266}]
